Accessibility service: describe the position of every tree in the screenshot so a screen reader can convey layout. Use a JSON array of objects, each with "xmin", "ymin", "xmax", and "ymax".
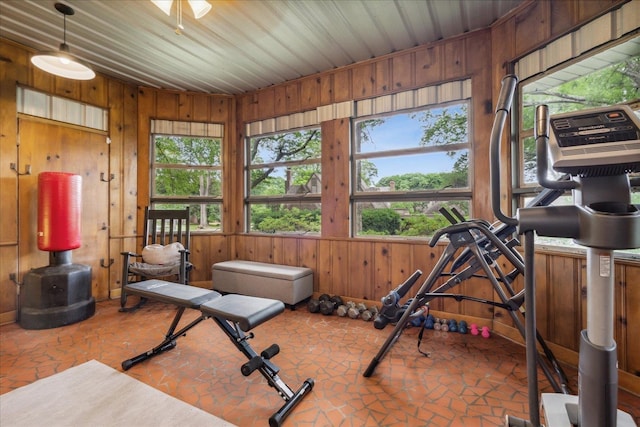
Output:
[
  {"xmin": 154, "ymin": 136, "xmax": 222, "ymax": 227},
  {"xmin": 399, "ymin": 214, "xmax": 450, "ymax": 236},
  {"xmin": 249, "ymin": 129, "xmax": 321, "ymax": 190},
  {"xmin": 253, "ymin": 207, "xmax": 321, "ymax": 233},
  {"xmin": 412, "ymin": 104, "xmax": 469, "ymax": 171},
  {"xmin": 361, "ymin": 208, "xmax": 401, "ymax": 235}
]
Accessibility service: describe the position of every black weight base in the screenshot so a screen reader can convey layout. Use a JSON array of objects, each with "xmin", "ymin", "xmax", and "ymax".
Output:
[
  {"xmin": 19, "ymin": 261, "xmax": 95, "ymax": 330},
  {"xmin": 20, "ymin": 298, "xmax": 95, "ymax": 330}
]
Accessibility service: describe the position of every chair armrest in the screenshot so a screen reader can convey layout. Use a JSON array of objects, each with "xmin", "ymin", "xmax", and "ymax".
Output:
[{"xmin": 120, "ymin": 251, "xmax": 142, "ymax": 257}]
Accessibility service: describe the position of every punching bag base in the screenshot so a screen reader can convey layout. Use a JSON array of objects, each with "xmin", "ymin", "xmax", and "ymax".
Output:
[
  {"xmin": 19, "ymin": 261, "xmax": 95, "ymax": 330},
  {"xmin": 19, "ymin": 298, "xmax": 96, "ymax": 330}
]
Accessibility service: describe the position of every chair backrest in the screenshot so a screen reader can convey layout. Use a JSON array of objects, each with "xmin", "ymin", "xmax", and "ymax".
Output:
[{"xmin": 142, "ymin": 207, "xmax": 190, "ymax": 249}]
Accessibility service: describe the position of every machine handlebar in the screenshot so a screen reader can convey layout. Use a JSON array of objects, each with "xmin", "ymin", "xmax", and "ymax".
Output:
[
  {"xmin": 490, "ymin": 74, "xmax": 519, "ymax": 226},
  {"xmin": 535, "ymin": 105, "xmax": 578, "ymax": 191},
  {"xmin": 495, "ymin": 74, "xmax": 518, "ymax": 113}
]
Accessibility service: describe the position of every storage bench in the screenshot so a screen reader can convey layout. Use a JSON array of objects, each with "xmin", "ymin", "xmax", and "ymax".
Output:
[{"xmin": 212, "ymin": 260, "xmax": 313, "ymax": 306}]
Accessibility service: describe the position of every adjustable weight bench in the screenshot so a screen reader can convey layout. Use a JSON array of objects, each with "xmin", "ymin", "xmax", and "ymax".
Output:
[{"xmin": 120, "ymin": 280, "xmax": 314, "ymax": 427}]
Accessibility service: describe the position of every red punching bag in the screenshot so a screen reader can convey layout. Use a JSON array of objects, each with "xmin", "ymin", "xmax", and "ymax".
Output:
[{"xmin": 37, "ymin": 172, "xmax": 82, "ymax": 251}]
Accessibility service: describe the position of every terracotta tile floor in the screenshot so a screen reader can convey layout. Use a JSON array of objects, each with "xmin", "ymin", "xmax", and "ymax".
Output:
[{"xmin": 1, "ymin": 299, "xmax": 638, "ymax": 426}]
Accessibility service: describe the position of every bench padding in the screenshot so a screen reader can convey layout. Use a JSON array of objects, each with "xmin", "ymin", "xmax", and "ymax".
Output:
[
  {"xmin": 212, "ymin": 261, "xmax": 313, "ymax": 305},
  {"xmin": 200, "ymin": 294, "xmax": 284, "ymax": 332},
  {"xmin": 124, "ymin": 280, "xmax": 220, "ymax": 309}
]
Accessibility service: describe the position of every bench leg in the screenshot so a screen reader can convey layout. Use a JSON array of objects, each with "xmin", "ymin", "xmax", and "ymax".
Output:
[
  {"xmin": 122, "ymin": 307, "xmax": 206, "ymax": 370},
  {"xmin": 211, "ymin": 317, "xmax": 314, "ymax": 427}
]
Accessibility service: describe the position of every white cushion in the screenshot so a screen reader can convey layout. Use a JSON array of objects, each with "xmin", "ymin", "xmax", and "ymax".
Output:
[{"xmin": 141, "ymin": 242, "xmax": 184, "ymax": 265}]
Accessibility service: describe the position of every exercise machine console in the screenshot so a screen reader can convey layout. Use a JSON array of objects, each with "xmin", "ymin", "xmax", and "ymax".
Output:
[{"xmin": 490, "ymin": 75, "xmax": 639, "ymax": 427}]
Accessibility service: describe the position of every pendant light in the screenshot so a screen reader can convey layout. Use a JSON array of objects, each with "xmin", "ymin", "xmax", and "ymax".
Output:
[{"xmin": 31, "ymin": 3, "xmax": 95, "ymax": 80}]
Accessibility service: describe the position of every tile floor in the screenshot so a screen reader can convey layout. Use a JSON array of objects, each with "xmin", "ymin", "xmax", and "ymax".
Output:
[{"xmin": 1, "ymin": 298, "xmax": 638, "ymax": 427}]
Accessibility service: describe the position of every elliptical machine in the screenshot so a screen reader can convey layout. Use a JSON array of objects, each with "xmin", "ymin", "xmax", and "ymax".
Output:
[{"xmin": 491, "ymin": 74, "xmax": 639, "ymax": 427}]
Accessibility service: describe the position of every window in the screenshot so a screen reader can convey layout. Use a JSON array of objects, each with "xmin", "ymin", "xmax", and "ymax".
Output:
[
  {"xmin": 352, "ymin": 100, "xmax": 471, "ymax": 237},
  {"xmin": 515, "ymin": 36, "xmax": 639, "ymax": 256},
  {"xmin": 150, "ymin": 120, "xmax": 223, "ymax": 232},
  {"xmin": 246, "ymin": 127, "xmax": 322, "ymax": 234},
  {"xmin": 17, "ymin": 86, "xmax": 107, "ymax": 131}
]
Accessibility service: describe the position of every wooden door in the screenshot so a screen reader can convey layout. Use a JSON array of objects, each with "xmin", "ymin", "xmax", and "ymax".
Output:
[{"xmin": 17, "ymin": 119, "xmax": 110, "ymax": 300}]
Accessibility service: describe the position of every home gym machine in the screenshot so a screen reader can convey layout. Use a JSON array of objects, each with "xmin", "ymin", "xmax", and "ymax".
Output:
[
  {"xmin": 363, "ymin": 154, "xmax": 571, "ymax": 393},
  {"xmin": 489, "ymin": 75, "xmax": 639, "ymax": 427}
]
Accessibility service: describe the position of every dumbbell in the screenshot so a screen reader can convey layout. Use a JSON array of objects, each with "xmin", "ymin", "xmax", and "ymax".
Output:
[
  {"xmin": 458, "ymin": 320, "xmax": 468, "ymax": 334},
  {"xmin": 448, "ymin": 319, "xmax": 458, "ymax": 332},
  {"xmin": 319, "ymin": 295, "xmax": 344, "ymax": 315},
  {"xmin": 346, "ymin": 302, "xmax": 366, "ymax": 319},
  {"xmin": 425, "ymin": 314, "xmax": 435, "ymax": 329},
  {"xmin": 308, "ymin": 293, "xmax": 331, "ymax": 313},
  {"xmin": 361, "ymin": 305, "xmax": 379, "ymax": 321},
  {"xmin": 307, "ymin": 298, "xmax": 321, "ymax": 313},
  {"xmin": 433, "ymin": 317, "xmax": 441, "ymax": 330},
  {"xmin": 434, "ymin": 318, "xmax": 449, "ymax": 331},
  {"xmin": 337, "ymin": 301, "xmax": 356, "ymax": 317},
  {"xmin": 481, "ymin": 326, "xmax": 491, "ymax": 338}
]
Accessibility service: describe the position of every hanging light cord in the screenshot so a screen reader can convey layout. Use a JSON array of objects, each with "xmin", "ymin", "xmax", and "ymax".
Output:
[{"xmin": 175, "ymin": 0, "xmax": 183, "ymax": 35}]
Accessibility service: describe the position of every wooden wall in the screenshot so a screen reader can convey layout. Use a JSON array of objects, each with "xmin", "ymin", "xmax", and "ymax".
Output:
[
  {"xmin": 0, "ymin": 39, "xmax": 139, "ymax": 320},
  {"xmin": 0, "ymin": 0, "xmax": 637, "ymax": 392},
  {"xmin": 117, "ymin": 86, "xmax": 235, "ymax": 297},
  {"xmin": 231, "ymin": 0, "xmax": 639, "ymax": 392}
]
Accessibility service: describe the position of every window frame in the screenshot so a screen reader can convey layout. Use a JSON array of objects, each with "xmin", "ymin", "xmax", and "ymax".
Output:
[
  {"xmin": 149, "ymin": 125, "xmax": 224, "ymax": 233},
  {"xmin": 513, "ymin": 35, "xmax": 640, "ymax": 258},
  {"xmin": 350, "ymin": 99, "xmax": 473, "ymax": 238},
  {"xmin": 244, "ymin": 125, "xmax": 322, "ymax": 234}
]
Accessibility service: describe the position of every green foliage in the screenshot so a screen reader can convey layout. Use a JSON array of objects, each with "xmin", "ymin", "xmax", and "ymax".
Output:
[
  {"xmin": 399, "ymin": 214, "xmax": 451, "ymax": 236},
  {"xmin": 357, "ymin": 160, "xmax": 379, "ymax": 187},
  {"xmin": 362, "ymin": 209, "xmax": 401, "ymax": 235},
  {"xmin": 411, "ymin": 104, "xmax": 469, "ymax": 170},
  {"xmin": 378, "ymin": 170, "xmax": 467, "ymax": 190},
  {"xmin": 358, "ymin": 200, "xmax": 470, "ymax": 237},
  {"xmin": 291, "ymin": 165, "xmax": 321, "ymax": 186},
  {"xmin": 522, "ymin": 57, "xmax": 640, "ymax": 130},
  {"xmin": 153, "ymin": 136, "xmax": 222, "ymax": 198},
  {"xmin": 411, "ymin": 105, "xmax": 468, "ymax": 146},
  {"xmin": 155, "ymin": 136, "xmax": 221, "ymax": 165},
  {"xmin": 252, "ymin": 206, "xmax": 321, "ymax": 233},
  {"xmin": 153, "ymin": 202, "xmax": 222, "ymax": 230},
  {"xmin": 250, "ymin": 174, "xmax": 285, "ymax": 196}
]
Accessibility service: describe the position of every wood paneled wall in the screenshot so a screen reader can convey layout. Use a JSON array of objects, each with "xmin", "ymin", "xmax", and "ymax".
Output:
[
  {"xmin": 117, "ymin": 86, "xmax": 235, "ymax": 294},
  {"xmin": 0, "ymin": 0, "xmax": 637, "ymax": 392},
  {"xmin": 231, "ymin": 0, "xmax": 638, "ymax": 392},
  {"xmin": 0, "ymin": 39, "xmax": 139, "ymax": 322}
]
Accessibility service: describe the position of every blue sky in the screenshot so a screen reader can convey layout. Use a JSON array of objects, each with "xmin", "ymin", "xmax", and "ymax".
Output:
[
  {"xmin": 253, "ymin": 108, "xmax": 465, "ymax": 181},
  {"xmin": 357, "ymin": 113, "xmax": 459, "ymax": 181}
]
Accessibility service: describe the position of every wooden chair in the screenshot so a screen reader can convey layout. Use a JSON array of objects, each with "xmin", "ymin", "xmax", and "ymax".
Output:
[{"xmin": 120, "ymin": 207, "xmax": 192, "ymax": 312}]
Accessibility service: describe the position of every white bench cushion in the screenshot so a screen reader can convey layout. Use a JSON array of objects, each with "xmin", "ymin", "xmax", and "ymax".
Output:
[{"xmin": 212, "ymin": 261, "xmax": 313, "ymax": 305}]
